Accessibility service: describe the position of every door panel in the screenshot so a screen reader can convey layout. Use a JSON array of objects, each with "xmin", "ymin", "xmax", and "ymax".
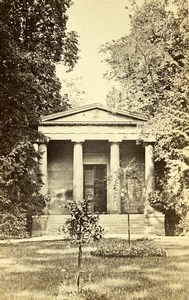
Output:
[
  {"xmin": 84, "ymin": 169, "xmax": 94, "ymax": 213},
  {"xmin": 84, "ymin": 170, "xmax": 94, "ymax": 185},
  {"xmin": 94, "ymin": 165, "xmax": 107, "ymax": 213},
  {"xmin": 84, "ymin": 165, "xmax": 107, "ymax": 213}
]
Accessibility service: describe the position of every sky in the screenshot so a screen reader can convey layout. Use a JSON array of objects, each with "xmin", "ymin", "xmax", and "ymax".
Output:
[{"xmin": 56, "ymin": 0, "xmax": 131, "ymax": 105}]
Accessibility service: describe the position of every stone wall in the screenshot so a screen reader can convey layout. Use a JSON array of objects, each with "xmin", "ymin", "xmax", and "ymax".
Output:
[{"xmin": 47, "ymin": 140, "xmax": 73, "ymax": 215}]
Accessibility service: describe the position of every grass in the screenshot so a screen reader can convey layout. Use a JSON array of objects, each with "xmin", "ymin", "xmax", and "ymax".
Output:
[{"xmin": 0, "ymin": 239, "xmax": 188, "ymax": 299}]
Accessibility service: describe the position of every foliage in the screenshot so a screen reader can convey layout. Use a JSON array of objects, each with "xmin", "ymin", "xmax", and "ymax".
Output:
[
  {"xmin": 60, "ymin": 199, "xmax": 104, "ymax": 289},
  {"xmin": 0, "ymin": 212, "xmax": 27, "ymax": 239},
  {"xmin": 148, "ymin": 190, "xmax": 184, "ymax": 214},
  {"xmin": 61, "ymin": 199, "xmax": 104, "ymax": 244},
  {"xmin": 0, "ymin": 0, "xmax": 79, "ymax": 153},
  {"xmin": 148, "ymin": 188, "xmax": 189, "ymax": 235},
  {"xmin": 61, "ymin": 77, "xmax": 86, "ymax": 108},
  {"xmin": 114, "ymin": 161, "xmax": 144, "ymax": 244},
  {"xmin": 0, "ymin": 0, "xmax": 79, "ymax": 237},
  {"xmin": 176, "ymin": 213, "xmax": 189, "ymax": 235},
  {"xmin": 0, "ymin": 142, "xmax": 45, "ymax": 213},
  {"xmin": 91, "ymin": 238, "xmax": 166, "ymax": 258},
  {"xmin": 119, "ymin": 160, "xmax": 144, "ymax": 212},
  {"xmin": 105, "ymin": 86, "xmax": 124, "ymax": 112},
  {"xmin": 101, "ymin": 0, "xmax": 189, "ymax": 233},
  {"xmin": 0, "ymin": 141, "xmax": 46, "ymax": 237}
]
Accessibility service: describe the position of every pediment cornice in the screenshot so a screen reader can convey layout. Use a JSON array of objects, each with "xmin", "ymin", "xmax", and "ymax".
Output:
[{"xmin": 41, "ymin": 103, "xmax": 148, "ymax": 125}]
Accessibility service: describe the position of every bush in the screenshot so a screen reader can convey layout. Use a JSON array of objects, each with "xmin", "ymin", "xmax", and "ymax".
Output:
[
  {"xmin": 91, "ymin": 238, "xmax": 166, "ymax": 258},
  {"xmin": 0, "ymin": 212, "xmax": 28, "ymax": 239}
]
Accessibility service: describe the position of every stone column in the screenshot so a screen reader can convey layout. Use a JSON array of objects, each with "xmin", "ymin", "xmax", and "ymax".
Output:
[
  {"xmin": 33, "ymin": 143, "xmax": 39, "ymax": 155},
  {"xmin": 145, "ymin": 143, "xmax": 155, "ymax": 201},
  {"xmin": 73, "ymin": 141, "xmax": 83, "ymax": 203},
  {"xmin": 39, "ymin": 143, "xmax": 48, "ymax": 195},
  {"xmin": 109, "ymin": 142, "xmax": 121, "ymax": 213},
  {"xmin": 145, "ymin": 143, "xmax": 165, "ymax": 235},
  {"xmin": 144, "ymin": 142, "xmax": 155, "ymax": 220}
]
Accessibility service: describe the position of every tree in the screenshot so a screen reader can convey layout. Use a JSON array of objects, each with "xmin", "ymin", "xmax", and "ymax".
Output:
[
  {"xmin": 0, "ymin": 0, "xmax": 79, "ymax": 153},
  {"xmin": 105, "ymin": 86, "xmax": 124, "ymax": 112},
  {"xmin": 101, "ymin": 0, "xmax": 189, "ymax": 234},
  {"xmin": 0, "ymin": 0, "xmax": 79, "ymax": 237},
  {"xmin": 61, "ymin": 199, "xmax": 104, "ymax": 289},
  {"xmin": 61, "ymin": 77, "xmax": 86, "ymax": 108},
  {"xmin": 111, "ymin": 159, "xmax": 143, "ymax": 245}
]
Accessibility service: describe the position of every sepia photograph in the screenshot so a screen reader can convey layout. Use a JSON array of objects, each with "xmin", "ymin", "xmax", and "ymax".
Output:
[{"xmin": 0, "ymin": 0, "xmax": 189, "ymax": 299}]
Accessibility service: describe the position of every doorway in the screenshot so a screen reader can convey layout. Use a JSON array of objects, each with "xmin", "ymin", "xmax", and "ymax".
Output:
[{"xmin": 84, "ymin": 165, "xmax": 107, "ymax": 213}]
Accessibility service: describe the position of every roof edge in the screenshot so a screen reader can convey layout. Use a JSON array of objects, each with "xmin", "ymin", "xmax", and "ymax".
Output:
[{"xmin": 41, "ymin": 103, "xmax": 148, "ymax": 122}]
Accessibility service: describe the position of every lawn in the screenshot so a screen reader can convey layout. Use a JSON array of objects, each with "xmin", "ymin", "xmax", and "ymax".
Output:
[{"xmin": 0, "ymin": 239, "xmax": 189, "ymax": 300}]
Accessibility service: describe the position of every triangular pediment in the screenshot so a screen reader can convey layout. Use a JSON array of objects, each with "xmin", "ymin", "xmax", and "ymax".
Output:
[{"xmin": 41, "ymin": 103, "xmax": 148, "ymax": 125}]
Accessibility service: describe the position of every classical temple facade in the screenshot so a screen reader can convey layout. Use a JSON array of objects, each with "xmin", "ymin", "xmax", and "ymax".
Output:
[{"xmin": 32, "ymin": 103, "xmax": 165, "ymax": 236}]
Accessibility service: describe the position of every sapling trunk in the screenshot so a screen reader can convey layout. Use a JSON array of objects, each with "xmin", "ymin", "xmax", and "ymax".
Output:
[
  {"xmin": 128, "ymin": 210, "xmax": 131, "ymax": 247},
  {"xmin": 76, "ymin": 242, "xmax": 82, "ymax": 289}
]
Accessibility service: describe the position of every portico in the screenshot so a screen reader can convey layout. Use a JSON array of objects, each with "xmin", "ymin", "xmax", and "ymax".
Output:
[{"xmin": 32, "ymin": 103, "xmax": 164, "ymax": 236}]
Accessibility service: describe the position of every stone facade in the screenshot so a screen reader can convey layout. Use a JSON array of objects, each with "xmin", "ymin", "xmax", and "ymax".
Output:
[{"xmin": 32, "ymin": 103, "xmax": 165, "ymax": 236}]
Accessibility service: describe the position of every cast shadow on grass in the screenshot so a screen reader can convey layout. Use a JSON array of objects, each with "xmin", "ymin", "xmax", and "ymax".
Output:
[
  {"xmin": 57, "ymin": 253, "xmax": 189, "ymax": 300},
  {"xmin": 0, "ymin": 240, "xmax": 189, "ymax": 300}
]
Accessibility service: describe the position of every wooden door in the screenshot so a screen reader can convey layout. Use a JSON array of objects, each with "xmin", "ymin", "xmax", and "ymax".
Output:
[
  {"xmin": 84, "ymin": 168, "xmax": 95, "ymax": 213},
  {"xmin": 84, "ymin": 165, "xmax": 107, "ymax": 213}
]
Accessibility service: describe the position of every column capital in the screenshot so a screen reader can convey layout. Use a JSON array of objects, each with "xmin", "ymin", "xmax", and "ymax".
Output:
[
  {"xmin": 38, "ymin": 138, "xmax": 49, "ymax": 145},
  {"xmin": 109, "ymin": 139, "xmax": 122, "ymax": 143},
  {"xmin": 72, "ymin": 139, "xmax": 85, "ymax": 143},
  {"xmin": 143, "ymin": 142, "xmax": 155, "ymax": 149},
  {"xmin": 39, "ymin": 143, "xmax": 48, "ymax": 150},
  {"xmin": 143, "ymin": 138, "xmax": 156, "ymax": 145}
]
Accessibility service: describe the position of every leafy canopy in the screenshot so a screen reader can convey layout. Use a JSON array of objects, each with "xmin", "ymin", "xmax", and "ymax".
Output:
[
  {"xmin": 0, "ymin": 0, "xmax": 79, "ymax": 236},
  {"xmin": 101, "ymin": 0, "xmax": 189, "ymax": 231}
]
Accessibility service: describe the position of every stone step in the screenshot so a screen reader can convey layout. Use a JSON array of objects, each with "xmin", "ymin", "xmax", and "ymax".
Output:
[
  {"xmin": 47, "ymin": 221, "xmax": 144, "ymax": 226},
  {"xmin": 46, "ymin": 217, "xmax": 144, "ymax": 225},
  {"xmin": 47, "ymin": 224, "xmax": 144, "ymax": 229},
  {"xmin": 45, "ymin": 214, "xmax": 145, "ymax": 235},
  {"xmin": 46, "ymin": 220, "xmax": 144, "ymax": 225}
]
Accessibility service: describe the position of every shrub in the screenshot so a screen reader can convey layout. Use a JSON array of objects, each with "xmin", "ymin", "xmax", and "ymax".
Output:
[
  {"xmin": 91, "ymin": 238, "xmax": 166, "ymax": 258},
  {"xmin": 0, "ymin": 212, "xmax": 28, "ymax": 239}
]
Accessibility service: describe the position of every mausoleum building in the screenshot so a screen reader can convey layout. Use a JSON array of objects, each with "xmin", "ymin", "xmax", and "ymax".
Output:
[{"xmin": 32, "ymin": 103, "xmax": 164, "ymax": 236}]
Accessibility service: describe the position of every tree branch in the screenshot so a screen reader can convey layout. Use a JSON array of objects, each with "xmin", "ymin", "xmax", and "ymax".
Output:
[{"xmin": 136, "ymin": 43, "xmax": 159, "ymax": 103}]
